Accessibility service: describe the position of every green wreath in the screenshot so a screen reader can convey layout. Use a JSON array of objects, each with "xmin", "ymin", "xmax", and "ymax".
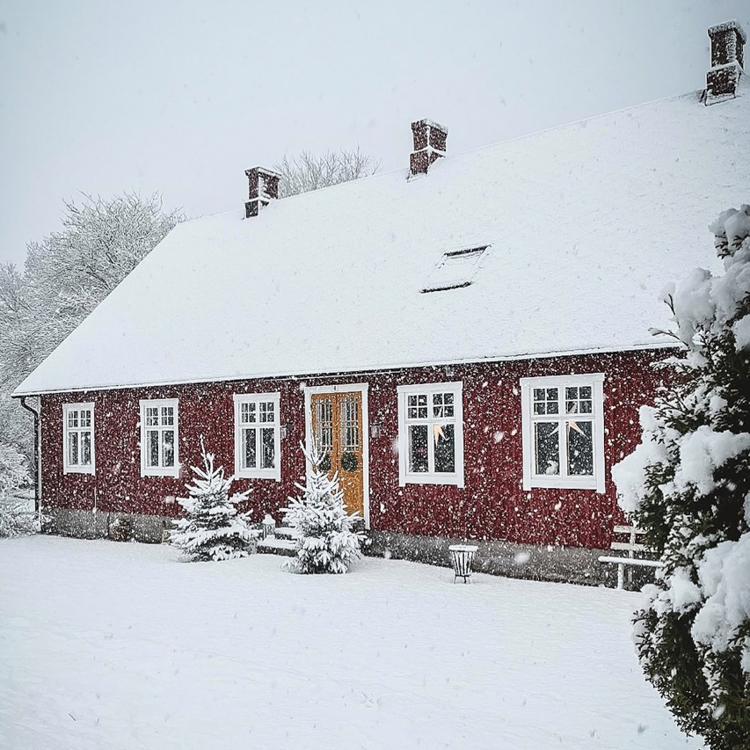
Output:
[
  {"xmin": 318, "ymin": 453, "xmax": 332, "ymax": 472},
  {"xmin": 341, "ymin": 451, "xmax": 359, "ymax": 472}
]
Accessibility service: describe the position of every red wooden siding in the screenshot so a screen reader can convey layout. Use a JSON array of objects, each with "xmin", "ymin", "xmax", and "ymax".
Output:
[{"xmin": 40, "ymin": 349, "xmax": 667, "ymax": 549}]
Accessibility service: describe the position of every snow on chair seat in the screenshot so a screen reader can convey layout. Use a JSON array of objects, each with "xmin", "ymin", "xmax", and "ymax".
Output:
[{"xmin": 598, "ymin": 524, "xmax": 662, "ymax": 589}]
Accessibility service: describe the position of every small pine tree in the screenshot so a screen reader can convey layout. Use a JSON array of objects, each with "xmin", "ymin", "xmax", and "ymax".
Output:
[
  {"xmin": 171, "ymin": 444, "xmax": 256, "ymax": 562},
  {"xmin": 612, "ymin": 205, "xmax": 750, "ymax": 749},
  {"xmin": 283, "ymin": 444, "xmax": 365, "ymax": 574}
]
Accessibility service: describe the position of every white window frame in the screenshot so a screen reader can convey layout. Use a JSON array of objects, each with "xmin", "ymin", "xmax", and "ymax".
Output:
[
  {"xmin": 139, "ymin": 398, "xmax": 180, "ymax": 478},
  {"xmin": 520, "ymin": 374, "xmax": 605, "ymax": 493},
  {"xmin": 397, "ymin": 382, "xmax": 464, "ymax": 487},
  {"xmin": 233, "ymin": 393, "xmax": 282, "ymax": 481},
  {"xmin": 62, "ymin": 402, "xmax": 95, "ymax": 475}
]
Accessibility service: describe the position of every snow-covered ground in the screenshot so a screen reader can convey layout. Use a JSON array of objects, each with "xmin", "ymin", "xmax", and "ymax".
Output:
[{"xmin": 0, "ymin": 537, "xmax": 699, "ymax": 749}]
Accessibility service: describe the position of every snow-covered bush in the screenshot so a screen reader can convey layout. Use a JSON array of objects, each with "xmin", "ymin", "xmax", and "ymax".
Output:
[
  {"xmin": 170, "ymin": 444, "xmax": 256, "ymax": 562},
  {"xmin": 283, "ymin": 444, "xmax": 365, "ymax": 574},
  {"xmin": 109, "ymin": 515, "xmax": 134, "ymax": 543},
  {"xmin": 612, "ymin": 205, "xmax": 750, "ymax": 749},
  {"xmin": 0, "ymin": 443, "xmax": 36, "ymax": 538}
]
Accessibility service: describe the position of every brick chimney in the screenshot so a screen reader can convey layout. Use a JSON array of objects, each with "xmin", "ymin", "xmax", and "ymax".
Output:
[
  {"xmin": 706, "ymin": 20, "xmax": 746, "ymax": 104},
  {"xmin": 244, "ymin": 167, "xmax": 281, "ymax": 218},
  {"xmin": 410, "ymin": 119, "xmax": 448, "ymax": 176}
]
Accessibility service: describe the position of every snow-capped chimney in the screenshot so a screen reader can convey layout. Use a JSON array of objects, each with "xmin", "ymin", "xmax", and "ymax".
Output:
[
  {"xmin": 244, "ymin": 167, "xmax": 281, "ymax": 218},
  {"xmin": 706, "ymin": 20, "xmax": 746, "ymax": 104},
  {"xmin": 409, "ymin": 119, "xmax": 448, "ymax": 176}
]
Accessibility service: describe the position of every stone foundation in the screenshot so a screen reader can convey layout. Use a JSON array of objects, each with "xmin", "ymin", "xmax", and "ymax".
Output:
[
  {"xmin": 43, "ymin": 508, "xmax": 169, "ymax": 544},
  {"xmin": 365, "ymin": 530, "xmax": 657, "ymax": 590}
]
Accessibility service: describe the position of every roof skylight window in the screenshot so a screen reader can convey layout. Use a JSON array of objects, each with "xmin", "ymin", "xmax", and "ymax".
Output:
[{"xmin": 421, "ymin": 245, "xmax": 489, "ymax": 293}]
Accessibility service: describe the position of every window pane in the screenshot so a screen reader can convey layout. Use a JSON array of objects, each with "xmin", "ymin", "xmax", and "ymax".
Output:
[
  {"xmin": 243, "ymin": 428, "xmax": 257, "ymax": 469},
  {"xmin": 162, "ymin": 430, "xmax": 175, "ymax": 467},
  {"xmin": 567, "ymin": 421, "xmax": 594, "ymax": 476},
  {"xmin": 242, "ymin": 402, "xmax": 256, "ymax": 423},
  {"xmin": 147, "ymin": 430, "xmax": 159, "ymax": 467},
  {"xmin": 315, "ymin": 399, "xmax": 332, "ymax": 453},
  {"xmin": 434, "ymin": 423, "xmax": 455, "ymax": 473},
  {"xmin": 259, "ymin": 401, "xmax": 275, "ymax": 423},
  {"xmin": 408, "ymin": 424, "xmax": 429, "ymax": 473},
  {"xmin": 80, "ymin": 431, "xmax": 92, "ymax": 465},
  {"xmin": 80, "ymin": 410, "xmax": 91, "ymax": 428},
  {"xmin": 68, "ymin": 432, "xmax": 79, "ymax": 466},
  {"xmin": 432, "ymin": 393, "xmax": 443, "ymax": 416},
  {"xmin": 579, "ymin": 386, "xmax": 592, "ymax": 400},
  {"xmin": 161, "ymin": 406, "xmax": 174, "ymax": 426},
  {"xmin": 432, "ymin": 392, "xmax": 455, "ymax": 419},
  {"xmin": 260, "ymin": 427, "xmax": 275, "ymax": 469},
  {"xmin": 68, "ymin": 410, "xmax": 78, "ymax": 428},
  {"xmin": 533, "ymin": 387, "xmax": 558, "ymax": 415},
  {"xmin": 408, "ymin": 394, "xmax": 429, "ymax": 419},
  {"xmin": 534, "ymin": 422, "xmax": 560, "ymax": 475},
  {"xmin": 340, "ymin": 397, "xmax": 360, "ymax": 451},
  {"xmin": 580, "ymin": 399, "xmax": 592, "ymax": 414}
]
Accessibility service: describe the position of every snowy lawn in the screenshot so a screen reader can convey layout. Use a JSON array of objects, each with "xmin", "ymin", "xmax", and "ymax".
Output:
[{"xmin": 0, "ymin": 537, "xmax": 698, "ymax": 749}]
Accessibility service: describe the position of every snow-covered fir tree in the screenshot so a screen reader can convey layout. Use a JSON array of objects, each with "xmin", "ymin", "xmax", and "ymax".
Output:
[
  {"xmin": 283, "ymin": 444, "xmax": 365, "ymax": 574},
  {"xmin": 171, "ymin": 444, "xmax": 256, "ymax": 562},
  {"xmin": 612, "ymin": 205, "xmax": 750, "ymax": 749}
]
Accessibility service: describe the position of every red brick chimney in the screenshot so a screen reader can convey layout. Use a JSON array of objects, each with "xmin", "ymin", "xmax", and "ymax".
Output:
[
  {"xmin": 706, "ymin": 20, "xmax": 746, "ymax": 104},
  {"xmin": 244, "ymin": 167, "xmax": 281, "ymax": 218},
  {"xmin": 410, "ymin": 119, "xmax": 448, "ymax": 176}
]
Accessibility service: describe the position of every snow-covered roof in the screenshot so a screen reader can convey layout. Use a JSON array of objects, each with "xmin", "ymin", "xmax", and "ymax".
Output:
[{"xmin": 14, "ymin": 81, "xmax": 750, "ymax": 396}]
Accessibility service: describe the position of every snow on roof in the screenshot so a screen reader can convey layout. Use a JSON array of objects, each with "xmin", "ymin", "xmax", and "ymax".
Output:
[{"xmin": 14, "ymin": 82, "xmax": 750, "ymax": 395}]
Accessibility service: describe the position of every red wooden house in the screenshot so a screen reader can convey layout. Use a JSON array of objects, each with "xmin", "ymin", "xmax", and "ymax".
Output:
[{"xmin": 13, "ymin": 22, "xmax": 749, "ymax": 583}]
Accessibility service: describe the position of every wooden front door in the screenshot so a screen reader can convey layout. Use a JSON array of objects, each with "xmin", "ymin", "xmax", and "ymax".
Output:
[{"xmin": 310, "ymin": 391, "xmax": 364, "ymax": 517}]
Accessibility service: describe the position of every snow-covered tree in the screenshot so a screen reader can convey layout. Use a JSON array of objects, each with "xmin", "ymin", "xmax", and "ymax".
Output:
[
  {"xmin": 283, "ymin": 444, "xmax": 365, "ymax": 574},
  {"xmin": 612, "ymin": 205, "xmax": 750, "ymax": 749},
  {"xmin": 0, "ymin": 443, "xmax": 35, "ymax": 538},
  {"xmin": 0, "ymin": 193, "xmax": 184, "ymax": 465},
  {"xmin": 170, "ymin": 445, "xmax": 256, "ymax": 562},
  {"xmin": 274, "ymin": 149, "xmax": 379, "ymax": 198}
]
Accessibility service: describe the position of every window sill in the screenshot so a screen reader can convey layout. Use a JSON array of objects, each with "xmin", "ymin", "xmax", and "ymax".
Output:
[
  {"xmin": 524, "ymin": 476, "xmax": 602, "ymax": 492},
  {"xmin": 235, "ymin": 469, "xmax": 280, "ymax": 481},
  {"xmin": 63, "ymin": 466, "xmax": 95, "ymax": 475},
  {"xmin": 401, "ymin": 473, "xmax": 464, "ymax": 488},
  {"xmin": 141, "ymin": 467, "xmax": 180, "ymax": 478}
]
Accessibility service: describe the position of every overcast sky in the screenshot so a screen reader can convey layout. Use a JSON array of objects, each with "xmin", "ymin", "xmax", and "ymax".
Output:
[{"xmin": 1, "ymin": 0, "xmax": 748, "ymax": 268}]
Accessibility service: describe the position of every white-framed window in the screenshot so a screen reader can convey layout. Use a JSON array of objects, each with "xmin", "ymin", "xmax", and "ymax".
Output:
[
  {"xmin": 520, "ymin": 374, "xmax": 605, "ymax": 493},
  {"xmin": 233, "ymin": 393, "xmax": 281, "ymax": 481},
  {"xmin": 139, "ymin": 399, "xmax": 179, "ymax": 477},
  {"xmin": 397, "ymin": 382, "xmax": 464, "ymax": 487},
  {"xmin": 63, "ymin": 402, "xmax": 95, "ymax": 474}
]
